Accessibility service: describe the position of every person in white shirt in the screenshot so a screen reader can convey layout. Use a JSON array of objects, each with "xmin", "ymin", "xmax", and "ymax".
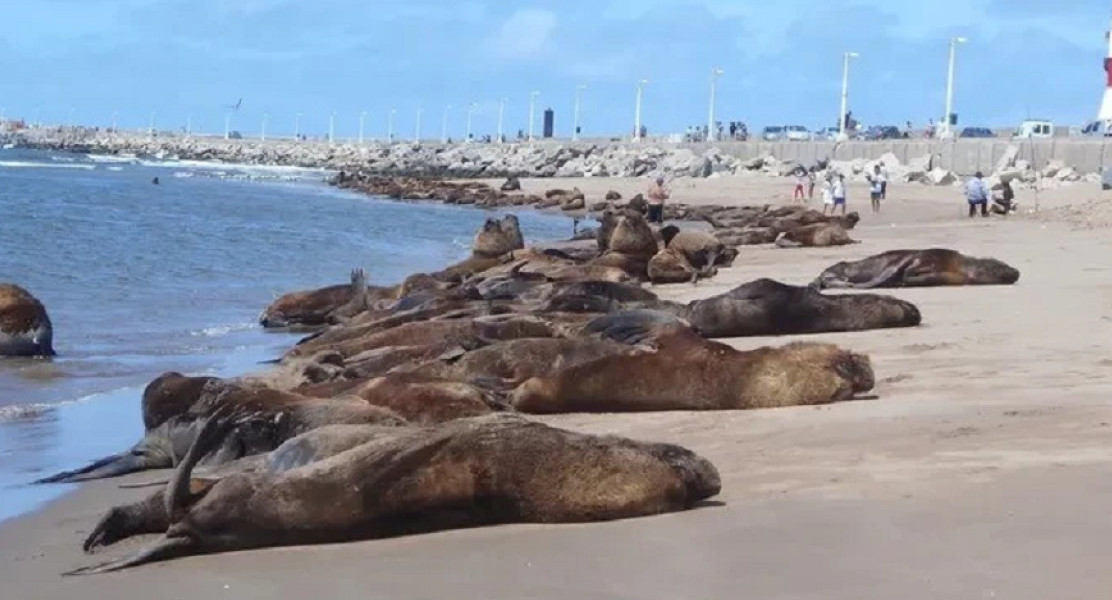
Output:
[
  {"xmin": 826, "ymin": 173, "xmax": 847, "ymax": 216},
  {"xmin": 879, "ymin": 161, "xmax": 890, "ymax": 199}
]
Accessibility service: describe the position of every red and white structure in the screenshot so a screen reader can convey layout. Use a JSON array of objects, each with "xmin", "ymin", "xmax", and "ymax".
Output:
[{"xmin": 1101, "ymin": 17, "xmax": 1112, "ymax": 121}]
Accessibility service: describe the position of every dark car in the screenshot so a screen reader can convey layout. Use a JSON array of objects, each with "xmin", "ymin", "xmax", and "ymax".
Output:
[
  {"xmin": 863, "ymin": 125, "xmax": 903, "ymax": 140},
  {"xmin": 960, "ymin": 127, "xmax": 995, "ymax": 138}
]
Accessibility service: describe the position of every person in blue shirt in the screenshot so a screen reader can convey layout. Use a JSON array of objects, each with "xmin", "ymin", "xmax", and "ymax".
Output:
[{"xmin": 965, "ymin": 171, "xmax": 990, "ymax": 218}]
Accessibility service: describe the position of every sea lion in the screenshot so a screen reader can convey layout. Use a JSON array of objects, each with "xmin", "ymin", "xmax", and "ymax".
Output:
[
  {"xmin": 659, "ymin": 226, "xmax": 737, "ymax": 268},
  {"xmin": 812, "ymin": 249, "xmax": 1021, "ymax": 289},
  {"xmin": 81, "ymin": 424, "xmax": 408, "ymax": 552},
  {"xmin": 647, "ymin": 247, "xmax": 714, "ymax": 285},
  {"xmin": 399, "ymin": 337, "xmax": 642, "ymax": 387},
  {"xmin": 500, "ymin": 177, "xmax": 522, "ymax": 192},
  {"xmin": 774, "ymin": 223, "xmax": 858, "ymax": 248},
  {"xmin": 260, "ymin": 269, "xmax": 385, "ymax": 329},
  {"xmin": 591, "ymin": 210, "xmax": 659, "ymax": 280},
  {"xmin": 66, "ymin": 413, "xmax": 720, "ymax": 575},
  {"xmin": 682, "ymin": 278, "xmax": 921, "ymax": 338},
  {"xmin": 0, "ymin": 283, "xmax": 55, "ymax": 357},
  {"xmin": 347, "ymin": 373, "xmax": 498, "ymax": 424},
  {"xmin": 37, "ymin": 378, "xmax": 406, "ymax": 484},
  {"xmin": 511, "ymin": 328, "xmax": 875, "ymax": 414},
  {"xmin": 473, "ymin": 214, "xmax": 525, "ymax": 258}
]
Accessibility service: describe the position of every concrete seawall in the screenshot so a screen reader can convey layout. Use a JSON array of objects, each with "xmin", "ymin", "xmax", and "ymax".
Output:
[{"xmin": 673, "ymin": 139, "xmax": 1112, "ymax": 176}]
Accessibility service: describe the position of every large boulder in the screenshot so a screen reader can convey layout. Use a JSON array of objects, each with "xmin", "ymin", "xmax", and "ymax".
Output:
[
  {"xmin": 994, "ymin": 145, "xmax": 1020, "ymax": 174},
  {"xmin": 927, "ymin": 168, "xmax": 957, "ymax": 186}
]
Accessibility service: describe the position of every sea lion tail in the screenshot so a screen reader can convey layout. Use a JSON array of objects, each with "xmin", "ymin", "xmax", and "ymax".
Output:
[
  {"xmin": 35, "ymin": 451, "xmax": 153, "ymax": 484},
  {"xmin": 164, "ymin": 405, "xmax": 244, "ymax": 521}
]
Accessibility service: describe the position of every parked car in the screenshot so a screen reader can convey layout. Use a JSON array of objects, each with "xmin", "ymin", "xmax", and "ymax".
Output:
[
  {"xmin": 959, "ymin": 127, "xmax": 995, "ymax": 138},
  {"xmin": 816, "ymin": 127, "xmax": 841, "ymax": 141},
  {"xmin": 784, "ymin": 125, "xmax": 812, "ymax": 141},
  {"xmin": 761, "ymin": 125, "xmax": 784, "ymax": 141},
  {"xmin": 1013, "ymin": 119, "xmax": 1054, "ymax": 139},
  {"xmin": 862, "ymin": 125, "xmax": 903, "ymax": 140}
]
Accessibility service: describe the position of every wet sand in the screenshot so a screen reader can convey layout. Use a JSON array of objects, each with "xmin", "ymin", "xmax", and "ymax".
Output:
[{"xmin": 3, "ymin": 177, "xmax": 1112, "ymax": 599}]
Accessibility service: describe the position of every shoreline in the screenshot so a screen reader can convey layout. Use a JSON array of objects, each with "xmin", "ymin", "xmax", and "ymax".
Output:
[{"xmin": 2, "ymin": 170, "xmax": 1112, "ymax": 596}]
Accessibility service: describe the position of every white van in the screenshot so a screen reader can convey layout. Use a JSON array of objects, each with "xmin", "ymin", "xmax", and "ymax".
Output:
[{"xmin": 1013, "ymin": 120, "xmax": 1054, "ymax": 139}]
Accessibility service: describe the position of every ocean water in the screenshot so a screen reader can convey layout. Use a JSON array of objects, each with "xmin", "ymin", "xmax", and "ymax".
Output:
[{"xmin": 0, "ymin": 148, "xmax": 576, "ymax": 522}]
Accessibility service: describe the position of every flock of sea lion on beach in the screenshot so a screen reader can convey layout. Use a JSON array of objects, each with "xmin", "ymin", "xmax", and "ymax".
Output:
[{"xmin": 0, "ymin": 175, "xmax": 1021, "ymax": 575}]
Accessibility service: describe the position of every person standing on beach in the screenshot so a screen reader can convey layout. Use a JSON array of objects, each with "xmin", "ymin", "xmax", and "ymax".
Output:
[
  {"xmin": 806, "ymin": 168, "xmax": 817, "ymax": 201},
  {"xmin": 647, "ymin": 176, "xmax": 670, "ymax": 224},
  {"xmin": 869, "ymin": 166, "xmax": 883, "ymax": 214},
  {"xmin": 965, "ymin": 171, "xmax": 990, "ymax": 218},
  {"xmin": 792, "ymin": 168, "xmax": 807, "ymax": 202},
  {"xmin": 821, "ymin": 175, "xmax": 834, "ymax": 213},
  {"xmin": 827, "ymin": 174, "xmax": 847, "ymax": 216}
]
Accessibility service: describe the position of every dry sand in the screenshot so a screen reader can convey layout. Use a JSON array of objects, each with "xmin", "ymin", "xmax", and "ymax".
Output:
[{"xmin": 3, "ymin": 176, "xmax": 1112, "ymax": 599}]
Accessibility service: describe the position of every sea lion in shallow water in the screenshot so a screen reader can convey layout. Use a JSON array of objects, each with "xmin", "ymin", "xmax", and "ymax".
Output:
[
  {"xmin": 510, "ymin": 328, "xmax": 874, "ymax": 414},
  {"xmin": 812, "ymin": 249, "xmax": 1021, "ymax": 289},
  {"xmin": 682, "ymin": 278, "xmax": 921, "ymax": 338},
  {"xmin": 67, "ymin": 413, "xmax": 720, "ymax": 575},
  {"xmin": 0, "ymin": 283, "xmax": 54, "ymax": 357}
]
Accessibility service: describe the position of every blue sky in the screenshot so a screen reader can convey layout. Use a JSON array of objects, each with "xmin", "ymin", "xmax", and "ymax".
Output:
[{"xmin": 0, "ymin": 0, "xmax": 1108, "ymax": 138}]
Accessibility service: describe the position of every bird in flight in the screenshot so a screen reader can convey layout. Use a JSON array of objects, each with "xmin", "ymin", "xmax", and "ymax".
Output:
[{"xmin": 226, "ymin": 98, "xmax": 243, "ymax": 111}]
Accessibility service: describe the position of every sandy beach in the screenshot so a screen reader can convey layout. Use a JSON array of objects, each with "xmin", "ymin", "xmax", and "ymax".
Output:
[{"xmin": 3, "ymin": 175, "xmax": 1112, "ymax": 599}]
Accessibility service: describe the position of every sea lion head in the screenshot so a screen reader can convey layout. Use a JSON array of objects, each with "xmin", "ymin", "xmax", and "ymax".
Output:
[
  {"xmin": 967, "ymin": 257, "xmax": 1020, "ymax": 285},
  {"xmin": 643, "ymin": 442, "xmax": 722, "ymax": 505}
]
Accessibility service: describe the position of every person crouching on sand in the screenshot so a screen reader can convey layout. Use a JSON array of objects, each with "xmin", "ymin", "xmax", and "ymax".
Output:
[
  {"xmin": 647, "ymin": 176, "xmax": 670, "ymax": 224},
  {"xmin": 965, "ymin": 171, "xmax": 990, "ymax": 218}
]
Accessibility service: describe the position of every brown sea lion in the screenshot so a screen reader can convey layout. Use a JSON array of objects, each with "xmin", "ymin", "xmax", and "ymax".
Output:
[
  {"xmin": 714, "ymin": 227, "xmax": 778, "ymax": 247},
  {"xmin": 399, "ymin": 337, "xmax": 642, "ymax": 387},
  {"xmin": 774, "ymin": 223, "xmax": 858, "ymax": 248},
  {"xmin": 66, "ymin": 413, "xmax": 720, "ymax": 575},
  {"xmin": 511, "ymin": 328, "xmax": 874, "ymax": 414},
  {"xmin": 682, "ymin": 278, "xmax": 921, "ymax": 338},
  {"xmin": 813, "ymin": 249, "xmax": 1021, "ymax": 289},
  {"xmin": 81, "ymin": 424, "xmax": 408, "ymax": 552},
  {"xmin": 348, "ymin": 373, "xmax": 497, "ymax": 424},
  {"xmin": 259, "ymin": 269, "xmax": 385, "ymax": 329},
  {"xmin": 500, "ymin": 177, "xmax": 522, "ymax": 192},
  {"xmin": 592, "ymin": 210, "xmax": 659, "ymax": 279},
  {"xmin": 659, "ymin": 226, "xmax": 737, "ymax": 268},
  {"xmin": 647, "ymin": 247, "xmax": 713, "ymax": 285},
  {"xmin": 37, "ymin": 377, "xmax": 405, "ymax": 484},
  {"xmin": 0, "ymin": 283, "xmax": 54, "ymax": 357}
]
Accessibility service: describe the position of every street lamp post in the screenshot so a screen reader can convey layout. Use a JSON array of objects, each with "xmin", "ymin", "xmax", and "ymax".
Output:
[
  {"xmin": 388, "ymin": 108, "xmax": 396, "ymax": 143},
  {"xmin": 442, "ymin": 104, "xmax": 452, "ymax": 144},
  {"xmin": 358, "ymin": 111, "xmax": 367, "ymax": 145},
  {"xmin": 573, "ymin": 85, "xmax": 586, "ymax": 142},
  {"xmin": 148, "ymin": 111, "xmax": 156, "ymax": 139},
  {"xmin": 942, "ymin": 36, "xmax": 968, "ymax": 139},
  {"xmin": 224, "ymin": 112, "xmax": 231, "ymax": 140},
  {"xmin": 415, "ymin": 108, "xmax": 423, "ymax": 143},
  {"xmin": 708, "ymin": 68, "xmax": 724, "ymax": 142},
  {"xmin": 186, "ymin": 114, "xmax": 192, "ymax": 136},
  {"xmin": 295, "ymin": 113, "xmax": 302, "ymax": 140},
  {"xmin": 261, "ymin": 112, "xmax": 268, "ymax": 141},
  {"xmin": 67, "ymin": 108, "xmax": 75, "ymax": 128},
  {"xmin": 329, "ymin": 111, "xmax": 336, "ymax": 144},
  {"xmin": 497, "ymin": 98, "xmax": 507, "ymax": 144},
  {"xmin": 112, "ymin": 111, "xmax": 118, "ymax": 131},
  {"xmin": 466, "ymin": 102, "xmax": 477, "ymax": 142},
  {"xmin": 634, "ymin": 79, "xmax": 649, "ymax": 142},
  {"xmin": 838, "ymin": 52, "xmax": 859, "ymax": 139},
  {"xmin": 528, "ymin": 91, "xmax": 540, "ymax": 142}
]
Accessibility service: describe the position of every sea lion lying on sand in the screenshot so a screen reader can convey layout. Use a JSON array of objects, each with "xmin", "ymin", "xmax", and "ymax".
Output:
[
  {"xmin": 683, "ymin": 278, "xmax": 921, "ymax": 338},
  {"xmin": 511, "ymin": 327, "xmax": 874, "ymax": 414},
  {"xmin": 813, "ymin": 249, "xmax": 1021, "ymax": 289},
  {"xmin": 659, "ymin": 226, "xmax": 737, "ymax": 268},
  {"xmin": 67, "ymin": 413, "xmax": 720, "ymax": 575},
  {"xmin": 37, "ymin": 377, "xmax": 406, "ymax": 484},
  {"xmin": 774, "ymin": 223, "xmax": 858, "ymax": 248},
  {"xmin": 260, "ymin": 269, "xmax": 383, "ymax": 329},
  {"xmin": 0, "ymin": 283, "xmax": 55, "ymax": 357}
]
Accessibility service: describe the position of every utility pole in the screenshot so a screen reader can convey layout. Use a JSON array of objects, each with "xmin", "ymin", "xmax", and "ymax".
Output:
[
  {"xmin": 358, "ymin": 111, "xmax": 366, "ymax": 145},
  {"xmin": 708, "ymin": 68, "xmax": 724, "ymax": 142},
  {"xmin": 261, "ymin": 112, "xmax": 268, "ymax": 141},
  {"xmin": 839, "ymin": 52, "xmax": 859, "ymax": 140},
  {"xmin": 634, "ymin": 79, "xmax": 648, "ymax": 142},
  {"xmin": 329, "ymin": 111, "xmax": 336, "ymax": 144},
  {"xmin": 442, "ymin": 104, "xmax": 451, "ymax": 144},
  {"xmin": 295, "ymin": 113, "xmax": 302, "ymax": 140},
  {"xmin": 388, "ymin": 108, "xmax": 396, "ymax": 143},
  {"xmin": 415, "ymin": 108, "xmax": 423, "ymax": 143},
  {"xmin": 573, "ymin": 85, "xmax": 586, "ymax": 141},
  {"xmin": 466, "ymin": 102, "xmax": 477, "ymax": 142},
  {"xmin": 148, "ymin": 111, "xmax": 156, "ymax": 139},
  {"xmin": 942, "ymin": 36, "xmax": 968, "ymax": 139}
]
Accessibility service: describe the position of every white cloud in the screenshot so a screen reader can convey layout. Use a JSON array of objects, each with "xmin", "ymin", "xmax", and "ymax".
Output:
[{"xmin": 490, "ymin": 8, "xmax": 558, "ymax": 59}]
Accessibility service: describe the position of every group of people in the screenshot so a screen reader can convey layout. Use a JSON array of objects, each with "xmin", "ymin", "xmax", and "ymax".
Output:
[
  {"xmin": 964, "ymin": 172, "xmax": 1017, "ymax": 217},
  {"xmin": 789, "ymin": 162, "xmax": 892, "ymax": 216}
]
